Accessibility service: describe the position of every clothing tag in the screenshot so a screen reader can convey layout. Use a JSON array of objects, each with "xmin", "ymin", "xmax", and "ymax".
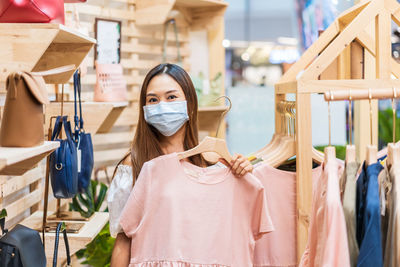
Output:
[
  {"xmin": 380, "ymin": 184, "xmax": 386, "ymax": 216},
  {"xmin": 77, "ymin": 149, "xmax": 82, "ymax": 173}
]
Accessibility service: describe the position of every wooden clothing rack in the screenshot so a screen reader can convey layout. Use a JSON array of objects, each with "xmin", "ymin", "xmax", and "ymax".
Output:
[{"xmin": 273, "ymin": 0, "xmax": 400, "ymax": 261}]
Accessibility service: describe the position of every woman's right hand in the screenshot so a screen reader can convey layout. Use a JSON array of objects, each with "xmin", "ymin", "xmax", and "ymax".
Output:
[{"xmin": 110, "ymin": 233, "xmax": 131, "ymax": 267}]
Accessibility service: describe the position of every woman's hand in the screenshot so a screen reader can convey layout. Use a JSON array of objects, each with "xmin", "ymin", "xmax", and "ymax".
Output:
[{"xmin": 220, "ymin": 153, "xmax": 253, "ymax": 177}]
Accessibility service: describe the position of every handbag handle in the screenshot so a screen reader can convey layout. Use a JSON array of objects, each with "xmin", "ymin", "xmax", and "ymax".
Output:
[
  {"xmin": 73, "ymin": 70, "xmax": 84, "ymax": 138},
  {"xmin": 162, "ymin": 19, "xmax": 182, "ymax": 64},
  {"xmin": 52, "ymin": 222, "xmax": 71, "ymax": 267},
  {"xmin": 51, "ymin": 116, "xmax": 74, "ymax": 141}
]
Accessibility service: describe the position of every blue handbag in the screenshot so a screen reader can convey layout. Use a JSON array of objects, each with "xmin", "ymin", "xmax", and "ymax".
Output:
[
  {"xmin": 50, "ymin": 116, "xmax": 78, "ymax": 198},
  {"xmin": 73, "ymin": 70, "xmax": 94, "ymax": 193}
]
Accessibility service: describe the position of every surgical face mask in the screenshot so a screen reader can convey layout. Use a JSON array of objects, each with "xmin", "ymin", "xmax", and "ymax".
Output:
[{"xmin": 143, "ymin": 101, "xmax": 189, "ymax": 136}]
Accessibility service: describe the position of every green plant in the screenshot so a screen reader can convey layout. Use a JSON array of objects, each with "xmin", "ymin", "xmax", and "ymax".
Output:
[
  {"xmin": 69, "ymin": 180, "xmax": 108, "ymax": 218},
  {"xmin": 378, "ymin": 108, "xmax": 400, "ymax": 144},
  {"xmin": 75, "ymin": 223, "xmax": 115, "ymax": 267},
  {"xmin": 70, "ymin": 180, "xmax": 114, "ymax": 266}
]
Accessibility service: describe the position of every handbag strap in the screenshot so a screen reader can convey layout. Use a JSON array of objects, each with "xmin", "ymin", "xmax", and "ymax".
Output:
[
  {"xmin": 73, "ymin": 70, "xmax": 84, "ymax": 139},
  {"xmin": 52, "ymin": 222, "xmax": 71, "ymax": 267},
  {"xmin": 51, "ymin": 116, "xmax": 63, "ymax": 141},
  {"xmin": 51, "ymin": 116, "xmax": 74, "ymax": 141},
  {"xmin": 162, "ymin": 19, "xmax": 181, "ymax": 64}
]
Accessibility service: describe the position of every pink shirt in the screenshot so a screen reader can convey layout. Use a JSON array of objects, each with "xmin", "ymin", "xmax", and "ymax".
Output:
[
  {"xmin": 120, "ymin": 153, "xmax": 274, "ymax": 267},
  {"xmin": 252, "ymin": 164, "xmax": 322, "ymax": 267},
  {"xmin": 299, "ymin": 160, "xmax": 350, "ymax": 267}
]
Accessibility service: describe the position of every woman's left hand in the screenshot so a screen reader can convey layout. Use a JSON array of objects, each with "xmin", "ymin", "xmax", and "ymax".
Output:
[{"xmin": 220, "ymin": 153, "xmax": 253, "ymax": 177}]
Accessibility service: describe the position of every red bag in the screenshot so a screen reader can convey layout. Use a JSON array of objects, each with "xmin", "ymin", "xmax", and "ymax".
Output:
[
  {"xmin": 94, "ymin": 62, "xmax": 128, "ymax": 102},
  {"xmin": 0, "ymin": 0, "xmax": 65, "ymax": 24},
  {"xmin": 64, "ymin": 0, "xmax": 86, "ymax": 2}
]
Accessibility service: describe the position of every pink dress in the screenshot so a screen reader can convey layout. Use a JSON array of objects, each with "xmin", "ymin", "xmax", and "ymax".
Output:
[
  {"xmin": 119, "ymin": 153, "xmax": 274, "ymax": 267},
  {"xmin": 299, "ymin": 160, "xmax": 350, "ymax": 267},
  {"xmin": 252, "ymin": 164, "xmax": 323, "ymax": 267}
]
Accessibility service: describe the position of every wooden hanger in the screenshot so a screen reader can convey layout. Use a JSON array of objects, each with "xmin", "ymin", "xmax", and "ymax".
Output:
[
  {"xmin": 324, "ymin": 91, "xmax": 336, "ymax": 164},
  {"xmin": 346, "ymin": 90, "xmax": 356, "ymax": 164},
  {"xmin": 365, "ymin": 89, "xmax": 377, "ymax": 165},
  {"xmin": 387, "ymin": 87, "xmax": 400, "ymax": 169},
  {"xmin": 177, "ymin": 136, "xmax": 233, "ymax": 162}
]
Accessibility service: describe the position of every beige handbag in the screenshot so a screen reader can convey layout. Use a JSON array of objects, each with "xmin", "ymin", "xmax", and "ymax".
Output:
[
  {"xmin": 0, "ymin": 72, "xmax": 49, "ymax": 147},
  {"xmin": 94, "ymin": 62, "xmax": 128, "ymax": 102}
]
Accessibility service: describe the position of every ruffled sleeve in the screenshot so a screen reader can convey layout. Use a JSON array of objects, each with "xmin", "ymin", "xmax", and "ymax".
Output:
[{"xmin": 107, "ymin": 165, "xmax": 133, "ymax": 238}]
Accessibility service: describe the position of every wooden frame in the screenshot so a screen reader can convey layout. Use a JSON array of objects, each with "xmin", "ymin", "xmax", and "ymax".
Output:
[
  {"xmin": 94, "ymin": 18, "xmax": 122, "ymax": 65},
  {"xmin": 275, "ymin": 0, "xmax": 400, "ymax": 261}
]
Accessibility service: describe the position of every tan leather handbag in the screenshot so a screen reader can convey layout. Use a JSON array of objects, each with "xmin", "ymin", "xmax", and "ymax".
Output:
[{"xmin": 0, "ymin": 72, "xmax": 49, "ymax": 147}]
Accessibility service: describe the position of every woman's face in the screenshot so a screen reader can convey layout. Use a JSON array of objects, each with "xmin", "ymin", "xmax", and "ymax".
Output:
[{"xmin": 145, "ymin": 74, "xmax": 186, "ymax": 105}]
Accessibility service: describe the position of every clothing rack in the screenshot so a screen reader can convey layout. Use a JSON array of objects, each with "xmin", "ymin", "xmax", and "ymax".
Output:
[{"xmin": 272, "ymin": 0, "xmax": 400, "ymax": 261}]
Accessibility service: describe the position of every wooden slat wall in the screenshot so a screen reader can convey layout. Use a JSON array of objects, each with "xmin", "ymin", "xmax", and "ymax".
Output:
[
  {"xmin": 66, "ymin": 0, "xmax": 191, "ymax": 178},
  {"xmin": 0, "ymin": 0, "xmax": 192, "ymax": 226}
]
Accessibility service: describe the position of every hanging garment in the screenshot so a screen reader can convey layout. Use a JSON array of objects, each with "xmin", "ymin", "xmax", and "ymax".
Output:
[
  {"xmin": 299, "ymin": 159, "xmax": 350, "ymax": 267},
  {"xmin": 119, "ymin": 153, "xmax": 274, "ymax": 267},
  {"xmin": 383, "ymin": 164, "xmax": 400, "ymax": 267},
  {"xmin": 356, "ymin": 162, "xmax": 384, "ymax": 267},
  {"xmin": 252, "ymin": 163, "xmax": 323, "ymax": 267},
  {"xmin": 378, "ymin": 166, "xmax": 391, "ymax": 263},
  {"xmin": 340, "ymin": 162, "xmax": 360, "ymax": 267}
]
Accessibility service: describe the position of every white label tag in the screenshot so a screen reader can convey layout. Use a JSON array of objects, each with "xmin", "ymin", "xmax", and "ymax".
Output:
[
  {"xmin": 381, "ymin": 184, "xmax": 386, "ymax": 216},
  {"xmin": 77, "ymin": 149, "xmax": 82, "ymax": 173}
]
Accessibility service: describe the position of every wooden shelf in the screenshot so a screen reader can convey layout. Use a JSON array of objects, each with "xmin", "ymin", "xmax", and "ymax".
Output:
[
  {"xmin": 135, "ymin": 0, "xmax": 227, "ymax": 29},
  {"xmin": 198, "ymin": 105, "xmax": 228, "ymax": 132},
  {"xmin": 0, "ymin": 141, "xmax": 59, "ymax": 175},
  {"xmin": 45, "ymin": 102, "xmax": 128, "ymax": 134},
  {"xmin": 20, "ymin": 211, "xmax": 109, "ymax": 265},
  {"xmin": 0, "ymin": 23, "xmax": 96, "ymax": 84}
]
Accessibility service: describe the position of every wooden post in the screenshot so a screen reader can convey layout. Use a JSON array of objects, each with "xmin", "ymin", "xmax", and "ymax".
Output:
[{"xmin": 295, "ymin": 92, "xmax": 313, "ymax": 262}]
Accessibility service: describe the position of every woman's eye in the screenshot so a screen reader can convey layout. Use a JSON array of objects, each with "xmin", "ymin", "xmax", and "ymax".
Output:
[
  {"xmin": 167, "ymin": 95, "xmax": 177, "ymax": 100},
  {"xmin": 148, "ymin": 98, "xmax": 158, "ymax": 103}
]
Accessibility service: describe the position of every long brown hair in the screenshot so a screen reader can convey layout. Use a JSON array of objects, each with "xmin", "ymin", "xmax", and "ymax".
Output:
[{"xmin": 126, "ymin": 63, "xmax": 205, "ymax": 181}]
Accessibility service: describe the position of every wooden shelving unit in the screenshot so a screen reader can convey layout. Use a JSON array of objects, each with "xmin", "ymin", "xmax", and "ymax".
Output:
[
  {"xmin": 20, "ymin": 211, "xmax": 109, "ymax": 265},
  {"xmin": 0, "ymin": 23, "xmax": 96, "ymax": 84},
  {"xmin": 198, "ymin": 106, "xmax": 228, "ymax": 133},
  {"xmin": 0, "ymin": 141, "xmax": 59, "ymax": 175},
  {"xmin": 135, "ymin": 0, "xmax": 227, "ymax": 29},
  {"xmin": 45, "ymin": 102, "xmax": 128, "ymax": 134}
]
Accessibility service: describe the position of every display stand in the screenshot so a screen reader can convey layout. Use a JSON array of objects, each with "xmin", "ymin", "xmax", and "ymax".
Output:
[
  {"xmin": 45, "ymin": 102, "xmax": 128, "ymax": 134},
  {"xmin": 0, "ymin": 23, "xmax": 96, "ymax": 84},
  {"xmin": 274, "ymin": 0, "xmax": 400, "ymax": 261},
  {"xmin": 198, "ymin": 106, "xmax": 229, "ymax": 133},
  {"xmin": 0, "ymin": 142, "xmax": 59, "ymax": 176},
  {"xmin": 135, "ymin": 0, "xmax": 227, "ymax": 30}
]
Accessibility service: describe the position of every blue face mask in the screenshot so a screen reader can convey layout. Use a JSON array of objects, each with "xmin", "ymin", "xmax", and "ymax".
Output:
[{"xmin": 143, "ymin": 101, "xmax": 189, "ymax": 136}]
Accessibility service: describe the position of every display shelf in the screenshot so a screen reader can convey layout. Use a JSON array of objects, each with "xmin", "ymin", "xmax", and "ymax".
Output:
[
  {"xmin": 0, "ymin": 141, "xmax": 59, "ymax": 175},
  {"xmin": 20, "ymin": 211, "xmax": 109, "ymax": 265},
  {"xmin": 0, "ymin": 23, "xmax": 96, "ymax": 84},
  {"xmin": 45, "ymin": 102, "xmax": 127, "ymax": 134},
  {"xmin": 135, "ymin": 0, "xmax": 227, "ymax": 29},
  {"xmin": 198, "ymin": 106, "xmax": 228, "ymax": 132},
  {"xmin": 97, "ymin": 102, "xmax": 129, "ymax": 133}
]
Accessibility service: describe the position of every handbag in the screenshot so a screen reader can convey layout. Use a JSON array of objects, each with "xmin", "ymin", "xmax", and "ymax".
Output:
[
  {"xmin": 50, "ymin": 116, "xmax": 78, "ymax": 199},
  {"xmin": 162, "ymin": 19, "xmax": 182, "ymax": 65},
  {"xmin": 0, "ymin": 215, "xmax": 46, "ymax": 267},
  {"xmin": 73, "ymin": 70, "xmax": 94, "ymax": 193},
  {"xmin": 0, "ymin": 0, "xmax": 65, "ymax": 24},
  {"xmin": 52, "ymin": 222, "xmax": 71, "ymax": 267},
  {"xmin": 94, "ymin": 62, "xmax": 128, "ymax": 102},
  {"xmin": 0, "ymin": 71, "xmax": 48, "ymax": 147}
]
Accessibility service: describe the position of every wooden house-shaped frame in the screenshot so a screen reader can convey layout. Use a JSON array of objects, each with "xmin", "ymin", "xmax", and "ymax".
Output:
[{"xmin": 275, "ymin": 0, "xmax": 400, "ymax": 260}]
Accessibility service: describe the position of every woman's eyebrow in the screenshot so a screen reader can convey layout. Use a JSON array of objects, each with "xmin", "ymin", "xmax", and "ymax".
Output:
[
  {"xmin": 146, "ymin": 93, "xmax": 157, "ymax": 97},
  {"xmin": 166, "ymin": 90, "xmax": 178, "ymax": 94}
]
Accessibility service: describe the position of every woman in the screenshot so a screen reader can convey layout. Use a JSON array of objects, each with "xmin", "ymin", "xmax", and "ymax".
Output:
[{"xmin": 108, "ymin": 63, "xmax": 254, "ymax": 266}]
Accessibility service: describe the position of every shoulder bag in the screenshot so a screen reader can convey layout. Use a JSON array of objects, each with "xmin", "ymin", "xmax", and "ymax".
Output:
[
  {"xmin": 50, "ymin": 116, "xmax": 78, "ymax": 198},
  {"xmin": 73, "ymin": 70, "xmax": 94, "ymax": 193}
]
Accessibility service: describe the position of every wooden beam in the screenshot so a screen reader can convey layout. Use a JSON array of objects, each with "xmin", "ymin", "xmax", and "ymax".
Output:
[
  {"xmin": 275, "ymin": 81, "xmax": 297, "ymax": 94},
  {"xmin": 376, "ymin": 9, "xmax": 391, "ymax": 79},
  {"xmin": 298, "ymin": 79, "xmax": 400, "ymax": 94},
  {"xmin": 338, "ymin": 0, "xmax": 371, "ymax": 27},
  {"xmin": 295, "ymin": 93, "xmax": 313, "ymax": 261},
  {"xmin": 391, "ymin": 59, "xmax": 400, "ymax": 78},
  {"xmin": 300, "ymin": 0, "xmax": 380, "ymax": 80},
  {"xmin": 279, "ymin": 20, "xmax": 340, "ymax": 83}
]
